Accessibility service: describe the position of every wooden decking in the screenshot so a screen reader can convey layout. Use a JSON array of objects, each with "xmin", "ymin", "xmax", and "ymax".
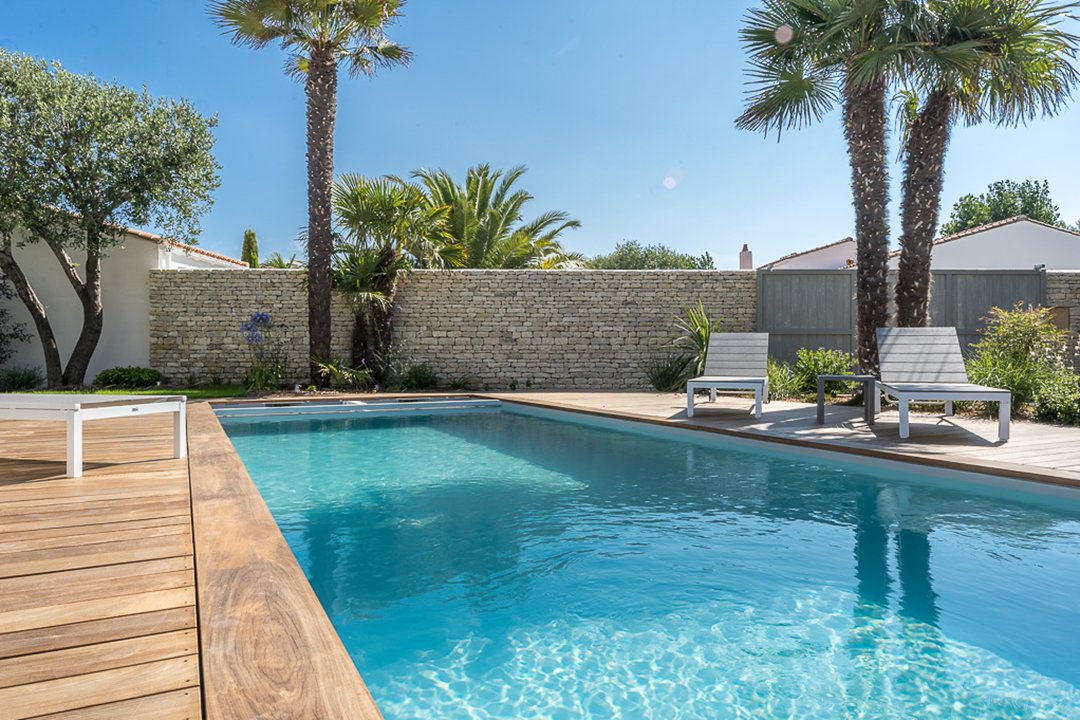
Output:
[
  {"xmin": 0, "ymin": 414, "xmax": 199, "ymax": 719},
  {"xmin": 487, "ymin": 391, "xmax": 1080, "ymax": 486},
  {"xmin": 0, "ymin": 405, "xmax": 381, "ymax": 720}
]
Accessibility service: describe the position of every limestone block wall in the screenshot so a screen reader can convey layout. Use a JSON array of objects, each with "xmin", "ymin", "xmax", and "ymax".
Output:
[
  {"xmin": 1047, "ymin": 271, "xmax": 1080, "ymax": 361},
  {"xmin": 149, "ymin": 268, "xmax": 758, "ymax": 389},
  {"xmin": 390, "ymin": 270, "xmax": 757, "ymax": 389},
  {"xmin": 149, "ymin": 269, "xmax": 310, "ymax": 384}
]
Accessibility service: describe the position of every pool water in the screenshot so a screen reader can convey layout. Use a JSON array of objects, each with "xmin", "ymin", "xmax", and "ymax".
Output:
[{"xmin": 222, "ymin": 406, "xmax": 1080, "ymax": 719}]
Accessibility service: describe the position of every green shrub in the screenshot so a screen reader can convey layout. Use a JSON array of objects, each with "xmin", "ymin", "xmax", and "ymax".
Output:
[
  {"xmin": 1032, "ymin": 369, "xmax": 1080, "ymax": 424},
  {"xmin": 0, "ymin": 365, "xmax": 43, "ymax": 391},
  {"xmin": 674, "ymin": 303, "xmax": 723, "ymax": 376},
  {"xmin": 793, "ymin": 347, "xmax": 855, "ymax": 396},
  {"xmin": 966, "ymin": 304, "xmax": 1072, "ymax": 415},
  {"xmin": 767, "ymin": 358, "xmax": 800, "ymax": 401},
  {"xmin": 448, "ymin": 375, "xmax": 476, "ymax": 391},
  {"xmin": 314, "ymin": 358, "xmax": 371, "ymax": 391},
  {"xmin": 646, "ymin": 353, "xmax": 692, "ymax": 392},
  {"xmin": 384, "ymin": 361, "xmax": 438, "ymax": 391},
  {"xmin": 93, "ymin": 366, "xmax": 164, "ymax": 388}
]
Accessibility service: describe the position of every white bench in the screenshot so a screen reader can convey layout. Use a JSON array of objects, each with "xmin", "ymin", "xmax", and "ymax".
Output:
[
  {"xmin": 876, "ymin": 327, "xmax": 1011, "ymax": 442},
  {"xmin": 0, "ymin": 394, "xmax": 187, "ymax": 477},
  {"xmin": 686, "ymin": 332, "xmax": 770, "ymax": 419}
]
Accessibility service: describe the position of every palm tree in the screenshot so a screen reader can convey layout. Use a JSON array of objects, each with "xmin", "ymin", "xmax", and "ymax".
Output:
[
  {"xmin": 332, "ymin": 174, "xmax": 457, "ymax": 375},
  {"xmin": 412, "ymin": 164, "xmax": 583, "ymax": 269},
  {"xmin": 894, "ymin": 0, "xmax": 1079, "ymax": 326},
  {"xmin": 209, "ymin": 0, "xmax": 411, "ymax": 382},
  {"xmin": 738, "ymin": 0, "xmax": 901, "ymax": 373}
]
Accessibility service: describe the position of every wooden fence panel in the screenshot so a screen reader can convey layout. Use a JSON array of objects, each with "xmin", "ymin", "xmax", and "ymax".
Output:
[{"xmin": 758, "ymin": 269, "xmax": 1046, "ymax": 362}]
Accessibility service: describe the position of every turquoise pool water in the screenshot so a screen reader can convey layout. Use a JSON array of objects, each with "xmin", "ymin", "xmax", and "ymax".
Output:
[{"xmin": 222, "ymin": 405, "xmax": 1080, "ymax": 719}]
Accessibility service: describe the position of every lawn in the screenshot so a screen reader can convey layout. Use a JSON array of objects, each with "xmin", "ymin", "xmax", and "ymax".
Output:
[{"xmin": 32, "ymin": 385, "xmax": 249, "ymax": 400}]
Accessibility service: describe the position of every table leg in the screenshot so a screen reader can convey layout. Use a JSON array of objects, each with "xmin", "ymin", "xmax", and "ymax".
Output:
[
  {"xmin": 816, "ymin": 377, "xmax": 826, "ymax": 425},
  {"xmin": 864, "ymin": 379, "xmax": 876, "ymax": 426},
  {"xmin": 66, "ymin": 413, "xmax": 83, "ymax": 478},
  {"xmin": 174, "ymin": 404, "xmax": 188, "ymax": 459}
]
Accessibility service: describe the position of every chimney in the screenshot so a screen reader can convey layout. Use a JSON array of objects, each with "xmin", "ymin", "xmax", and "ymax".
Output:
[{"xmin": 739, "ymin": 244, "xmax": 753, "ymax": 270}]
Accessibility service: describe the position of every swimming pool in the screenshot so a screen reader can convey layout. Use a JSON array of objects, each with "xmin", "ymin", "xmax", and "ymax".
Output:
[{"xmin": 220, "ymin": 402, "xmax": 1080, "ymax": 719}]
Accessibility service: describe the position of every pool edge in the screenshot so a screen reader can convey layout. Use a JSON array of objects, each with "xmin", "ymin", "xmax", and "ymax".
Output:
[{"xmin": 187, "ymin": 402, "xmax": 383, "ymax": 720}]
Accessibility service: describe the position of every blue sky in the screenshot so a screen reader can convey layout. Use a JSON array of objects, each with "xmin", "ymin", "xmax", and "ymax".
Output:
[{"xmin": 2, "ymin": 1, "xmax": 1078, "ymax": 268}]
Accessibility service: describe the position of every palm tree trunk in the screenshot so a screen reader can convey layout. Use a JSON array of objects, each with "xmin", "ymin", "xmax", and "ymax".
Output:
[
  {"xmin": 843, "ymin": 73, "xmax": 891, "ymax": 375},
  {"xmin": 305, "ymin": 48, "xmax": 338, "ymax": 384},
  {"xmin": 896, "ymin": 91, "xmax": 953, "ymax": 327}
]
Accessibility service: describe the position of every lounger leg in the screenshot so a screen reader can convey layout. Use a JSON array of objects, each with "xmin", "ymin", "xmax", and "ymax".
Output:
[
  {"xmin": 999, "ymin": 397, "xmax": 1011, "ymax": 442},
  {"xmin": 816, "ymin": 376, "xmax": 826, "ymax": 425},
  {"xmin": 944, "ymin": 400, "xmax": 954, "ymax": 417},
  {"xmin": 66, "ymin": 413, "xmax": 83, "ymax": 478},
  {"xmin": 898, "ymin": 398, "xmax": 910, "ymax": 439},
  {"xmin": 764, "ymin": 379, "xmax": 770, "ymax": 404},
  {"xmin": 687, "ymin": 387, "xmax": 695, "ymax": 418},
  {"xmin": 709, "ymin": 388, "xmax": 717, "ymax": 403},
  {"xmin": 754, "ymin": 386, "xmax": 763, "ymax": 420},
  {"xmin": 174, "ymin": 403, "xmax": 188, "ymax": 459}
]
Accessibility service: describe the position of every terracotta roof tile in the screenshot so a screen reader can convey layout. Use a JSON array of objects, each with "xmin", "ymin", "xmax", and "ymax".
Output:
[{"xmin": 123, "ymin": 227, "xmax": 248, "ymax": 267}]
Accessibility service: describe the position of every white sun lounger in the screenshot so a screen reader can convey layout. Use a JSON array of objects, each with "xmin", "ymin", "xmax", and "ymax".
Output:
[
  {"xmin": 876, "ymin": 327, "xmax": 1011, "ymax": 442},
  {"xmin": 0, "ymin": 394, "xmax": 187, "ymax": 477},
  {"xmin": 686, "ymin": 332, "xmax": 770, "ymax": 419}
]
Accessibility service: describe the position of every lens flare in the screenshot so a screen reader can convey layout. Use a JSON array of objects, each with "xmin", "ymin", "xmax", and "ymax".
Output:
[
  {"xmin": 775, "ymin": 24, "xmax": 794, "ymax": 44},
  {"xmin": 663, "ymin": 176, "xmax": 677, "ymax": 190}
]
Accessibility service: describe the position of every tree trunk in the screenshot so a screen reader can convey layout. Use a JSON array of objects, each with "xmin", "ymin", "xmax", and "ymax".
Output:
[
  {"xmin": 896, "ymin": 91, "xmax": 953, "ymax": 327},
  {"xmin": 61, "ymin": 245, "xmax": 104, "ymax": 386},
  {"xmin": 305, "ymin": 49, "xmax": 338, "ymax": 384},
  {"xmin": 0, "ymin": 240, "xmax": 63, "ymax": 387},
  {"xmin": 843, "ymin": 72, "xmax": 891, "ymax": 375},
  {"xmin": 349, "ymin": 248, "xmax": 401, "ymax": 383}
]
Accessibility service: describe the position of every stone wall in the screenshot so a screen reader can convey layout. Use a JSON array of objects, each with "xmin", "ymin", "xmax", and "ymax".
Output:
[
  {"xmin": 150, "ymin": 269, "xmax": 310, "ymax": 384},
  {"xmin": 391, "ymin": 270, "xmax": 757, "ymax": 389},
  {"xmin": 149, "ymin": 269, "xmax": 757, "ymax": 388},
  {"xmin": 1047, "ymin": 272, "xmax": 1080, "ymax": 362}
]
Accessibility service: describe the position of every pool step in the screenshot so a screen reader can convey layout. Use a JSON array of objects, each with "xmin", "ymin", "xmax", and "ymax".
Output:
[{"xmin": 214, "ymin": 398, "xmax": 501, "ymax": 422}]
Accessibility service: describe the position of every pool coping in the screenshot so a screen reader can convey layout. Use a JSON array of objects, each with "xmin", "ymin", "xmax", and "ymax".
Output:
[
  {"xmin": 190, "ymin": 391, "xmax": 1079, "ymax": 717},
  {"xmin": 187, "ymin": 402, "xmax": 382, "ymax": 720}
]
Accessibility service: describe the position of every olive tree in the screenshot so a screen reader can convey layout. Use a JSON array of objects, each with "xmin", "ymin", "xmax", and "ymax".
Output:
[{"xmin": 0, "ymin": 51, "xmax": 219, "ymax": 387}]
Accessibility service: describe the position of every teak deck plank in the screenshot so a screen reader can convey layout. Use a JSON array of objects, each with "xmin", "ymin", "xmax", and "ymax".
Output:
[
  {"xmin": 30, "ymin": 688, "xmax": 201, "ymax": 720},
  {"xmin": 0, "ymin": 522, "xmax": 191, "ymax": 555},
  {"xmin": 0, "ymin": 629, "xmax": 198, "ymax": 688},
  {"xmin": 0, "ymin": 566, "xmax": 194, "ymax": 613},
  {"xmin": 0, "ymin": 515, "xmax": 190, "ymax": 544},
  {"xmin": 0, "ymin": 535, "xmax": 192, "ymax": 579},
  {"xmin": 0, "ymin": 606, "xmax": 196, "ymax": 660},
  {"xmin": 0, "ymin": 415, "xmax": 201, "ymax": 718},
  {"xmin": 0, "ymin": 655, "xmax": 199, "ymax": 719}
]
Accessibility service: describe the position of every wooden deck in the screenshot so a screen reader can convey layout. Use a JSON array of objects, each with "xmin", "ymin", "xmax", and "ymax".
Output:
[
  {"xmin": 0, "ymin": 406, "xmax": 381, "ymax": 720},
  {"xmin": 487, "ymin": 392, "xmax": 1080, "ymax": 486},
  {"xmin": 0, "ymin": 414, "xmax": 199, "ymax": 719}
]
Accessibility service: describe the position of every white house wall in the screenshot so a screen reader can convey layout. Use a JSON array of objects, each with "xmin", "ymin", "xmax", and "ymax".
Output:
[
  {"xmin": 2, "ymin": 231, "xmax": 156, "ymax": 381},
  {"xmin": 770, "ymin": 240, "xmax": 856, "ymax": 270},
  {"xmin": 887, "ymin": 222, "xmax": 1080, "ymax": 270}
]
